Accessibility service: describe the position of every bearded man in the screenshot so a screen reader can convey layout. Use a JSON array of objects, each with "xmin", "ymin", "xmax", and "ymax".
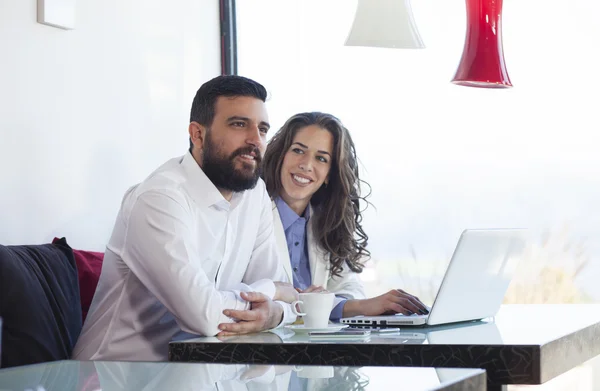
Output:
[{"xmin": 73, "ymin": 76, "xmax": 297, "ymax": 361}]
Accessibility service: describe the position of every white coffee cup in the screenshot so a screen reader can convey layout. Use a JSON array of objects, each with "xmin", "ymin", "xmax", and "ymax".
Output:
[{"xmin": 291, "ymin": 292, "xmax": 335, "ymax": 328}]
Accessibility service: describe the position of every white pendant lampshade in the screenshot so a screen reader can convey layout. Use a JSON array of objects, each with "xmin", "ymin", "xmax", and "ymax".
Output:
[{"xmin": 345, "ymin": 0, "xmax": 425, "ymax": 49}]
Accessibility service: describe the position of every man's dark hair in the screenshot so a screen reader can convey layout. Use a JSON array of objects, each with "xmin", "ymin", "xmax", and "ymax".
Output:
[{"xmin": 189, "ymin": 75, "xmax": 268, "ymax": 150}]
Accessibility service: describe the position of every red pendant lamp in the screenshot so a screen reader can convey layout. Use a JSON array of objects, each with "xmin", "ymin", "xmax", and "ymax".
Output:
[{"xmin": 451, "ymin": 0, "xmax": 512, "ymax": 88}]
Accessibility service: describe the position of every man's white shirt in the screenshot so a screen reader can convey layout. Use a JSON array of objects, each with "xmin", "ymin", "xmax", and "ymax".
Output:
[{"xmin": 72, "ymin": 152, "xmax": 295, "ymax": 361}]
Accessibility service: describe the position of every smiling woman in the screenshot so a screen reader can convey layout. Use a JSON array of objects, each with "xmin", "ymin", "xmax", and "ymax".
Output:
[
  {"xmin": 262, "ymin": 112, "xmax": 368, "ymax": 279},
  {"xmin": 279, "ymin": 125, "xmax": 333, "ymax": 215},
  {"xmin": 262, "ymin": 112, "xmax": 428, "ymax": 321}
]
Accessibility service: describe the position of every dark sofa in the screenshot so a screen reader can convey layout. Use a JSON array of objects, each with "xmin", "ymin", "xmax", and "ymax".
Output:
[{"xmin": 0, "ymin": 238, "xmax": 82, "ymax": 368}]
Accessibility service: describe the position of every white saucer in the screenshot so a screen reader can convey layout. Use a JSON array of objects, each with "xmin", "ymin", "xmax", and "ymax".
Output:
[{"xmin": 284, "ymin": 324, "xmax": 349, "ymax": 334}]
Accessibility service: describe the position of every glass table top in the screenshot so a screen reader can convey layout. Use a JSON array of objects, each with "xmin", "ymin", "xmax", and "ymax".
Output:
[
  {"xmin": 177, "ymin": 304, "xmax": 600, "ymax": 346},
  {"xmin": 0, "ymin": 360, "xmax": 484, "ymax": 391}
]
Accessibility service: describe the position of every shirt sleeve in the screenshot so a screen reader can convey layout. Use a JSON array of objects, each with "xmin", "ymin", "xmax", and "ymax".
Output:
[
  {"xmin": 275, "ymin": 300, "xmax": 298, "ymax": 327},
  {"xmin": 330, "ymin": 298, "xmax": 347, "ymax": 320},
  {"xmin": 242, "ymin": 184, "xmax": 298, "ymax": 327},
  {"xmin": 122, "ymin": 190, "xmax": 276, "ymax": 337}
]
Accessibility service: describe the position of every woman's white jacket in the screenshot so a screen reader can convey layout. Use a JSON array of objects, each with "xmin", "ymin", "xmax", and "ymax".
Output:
[{"xmin": 272, "ymin": 202, "xmax": 366, "ymax": 309}]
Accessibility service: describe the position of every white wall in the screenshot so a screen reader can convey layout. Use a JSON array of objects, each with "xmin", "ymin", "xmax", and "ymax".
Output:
[{"xmin": 0, "ymin": 0, "xmax": 220, "ymax": 250}]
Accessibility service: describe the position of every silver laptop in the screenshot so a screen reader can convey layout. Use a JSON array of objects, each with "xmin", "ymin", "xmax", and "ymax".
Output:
[{"xmin": 341, "ymin": 229, "xmax": 527, "ymax": 327}]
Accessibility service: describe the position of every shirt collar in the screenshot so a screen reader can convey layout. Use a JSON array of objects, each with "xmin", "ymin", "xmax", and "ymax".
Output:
[
  {"xmin": 275, "ymin": 197, "xmax": 310, "ymax": 231},
  {"xmin": 181, "ymin": 151, "xmax": 241, "ymax": 210}
]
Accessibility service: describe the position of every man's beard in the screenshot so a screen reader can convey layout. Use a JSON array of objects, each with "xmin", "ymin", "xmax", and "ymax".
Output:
[{"xmin": 201, "ymin": 132, "xmax": 262, "ymax": 192}]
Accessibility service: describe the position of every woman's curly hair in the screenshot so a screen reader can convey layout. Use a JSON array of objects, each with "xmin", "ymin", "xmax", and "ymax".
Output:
[{"xmin": 262, "ymin": 112, "xmax": 372, "ymax": 278}]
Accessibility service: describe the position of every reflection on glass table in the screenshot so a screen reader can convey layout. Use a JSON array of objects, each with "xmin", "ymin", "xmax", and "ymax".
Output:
[
  {"xmin": 0, "ymin": 360, "xmax": 485, "ymax": 391},
  {"xmin": 199, "ymin": 327, "xmax": 430, "ymax": 345},
  {"xmin": 210, "ymin": 321, "xmax": 499, "ymax": 346},
  {"xmin": 421, "ymin": 319, "xmax": 503, "ymax": 345}
]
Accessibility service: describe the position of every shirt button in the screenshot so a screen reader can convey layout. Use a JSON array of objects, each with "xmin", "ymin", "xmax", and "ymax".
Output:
[
  {"xmin": 293, "ymin": 267, "xmax": 298, "ymax": 272},
  {"xmin": 294, "ymin": 242, "xmax": 299, "ymax": 246}
]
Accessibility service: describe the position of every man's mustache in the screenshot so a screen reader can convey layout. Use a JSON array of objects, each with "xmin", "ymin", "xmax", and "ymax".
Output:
[{"xmin": 231, "ymin": 147, "xmax": 262, "ymax": 164}]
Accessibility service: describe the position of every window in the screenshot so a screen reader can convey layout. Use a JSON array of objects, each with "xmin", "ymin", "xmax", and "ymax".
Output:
[{"xmin": 238, "ymin": 0, "xmax": 600, "ymax": 305}]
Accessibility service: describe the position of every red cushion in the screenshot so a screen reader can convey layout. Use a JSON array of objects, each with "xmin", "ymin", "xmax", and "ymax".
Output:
[{"xmin": 53, "ymin": 238, "xmax": 103, "ymax": 323}]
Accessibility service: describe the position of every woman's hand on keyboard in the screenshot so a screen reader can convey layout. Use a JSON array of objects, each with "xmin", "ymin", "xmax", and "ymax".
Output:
[{"xmin": 343, "ymin": 289, "xmax": 429, "ymax": 317}]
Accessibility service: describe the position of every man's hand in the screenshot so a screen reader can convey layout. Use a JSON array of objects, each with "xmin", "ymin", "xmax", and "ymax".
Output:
[
  {"xmin": 218, "ymin": 292, "xmax": 283, "ymax": 336},
  {"xmin": 273, "ymin": 281, "xmax": 299, "ymax": 303},
  {"xmin": 343, "ymin": 289, "xmax": 429, "ymax": 317}
]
